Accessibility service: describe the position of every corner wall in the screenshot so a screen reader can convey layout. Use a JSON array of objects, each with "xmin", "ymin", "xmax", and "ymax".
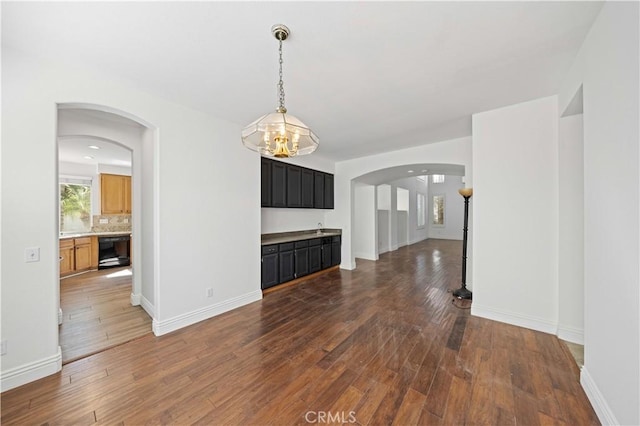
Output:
[
  {"xmin": 471, "ymin": 96, "xmax": 559, "ymax": 333},
  {"xmin": 559, "ymin": 2, "xmax": 639, "ymax": 424}
]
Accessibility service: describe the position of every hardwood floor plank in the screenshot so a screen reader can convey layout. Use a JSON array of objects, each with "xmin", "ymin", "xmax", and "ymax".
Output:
[{"xmin": 1, "ymin": 240, "xmax": 599, "ymax": 426}]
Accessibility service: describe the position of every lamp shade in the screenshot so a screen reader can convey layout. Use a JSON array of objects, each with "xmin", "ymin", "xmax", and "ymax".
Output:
[
  {"xmin": 458, "ymin": 188, "xmax": 473, "ymax": 197},
  {"xmin": 242, "ymin": 109, "xmax": 319, "ymax": 158}
]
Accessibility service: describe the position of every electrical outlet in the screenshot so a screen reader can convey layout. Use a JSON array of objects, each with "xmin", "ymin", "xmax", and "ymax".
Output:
[
  {"xmin": 124, "ymin": 218, "xmax": 129, "ymax": 224},
  {"xmin": 1, "ymin": 340, "xmax": 7, "ymax": 355},
  {"xmin": 25, "ymin": 247, "xmax": 40, "ymax": 263},
  {"xmin": 99, "ymin": 218, "xmax": 109, "ymax": 224},
  {"xmin": 206, "ymin": 288, "xmax": 213, "ymax": 298}
]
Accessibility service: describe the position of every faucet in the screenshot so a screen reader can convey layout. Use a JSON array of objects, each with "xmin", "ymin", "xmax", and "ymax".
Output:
[{"xmin": 317, "ymin": 222, "xmax": 323, "ymax": 234}]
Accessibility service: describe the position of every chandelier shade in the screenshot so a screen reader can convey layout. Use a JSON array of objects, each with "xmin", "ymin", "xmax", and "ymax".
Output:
[
  {"xmin": 241, "ymin": 24, "xmax": 318, "ymax": 158},
  {"xmin": 242, "ymin": 109, "xmax": 319, "ymax": 158}
]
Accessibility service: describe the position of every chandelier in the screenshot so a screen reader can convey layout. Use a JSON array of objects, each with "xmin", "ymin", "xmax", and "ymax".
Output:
[{"xmin": 241, "ymin": 24, "xmax": 319, "ymax": 158}]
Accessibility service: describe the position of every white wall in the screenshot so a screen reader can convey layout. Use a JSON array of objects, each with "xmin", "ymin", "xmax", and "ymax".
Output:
[
  {"xmin": 471, "ymin": 96, "xmax": 559, "ymax": 334},
  {"xmin": 377, "ymin": 210, "xmax": 390, "ymax": 253},
  {"xmin": 559, "ymin": 3, "xmax": 639, "ymax": 424},
  {"xmin": 558, "ymin": 114, "xmax": 584, "ymax": 344},
  {"xmin": 388, "ymin": 177, "xmax": 429, "ymax": 246},
  {"xmin": 329, "ymin": 136, "xmax": 472, "ymax": 270},
  {"xmin": 261, "ymin": 209, "xmax": 327, "ymax": 234},
  {"xmin": 428, "ymin": 175, "xmax": 465, "ymax": 240},
  {"xmin": 353, "ymin": 183, "xmax": 377, "ymax": 260},
  {"xmin": 1, "ymin": 48, "xmax": 262, "ymax": 390},
  {"xmin": 377, "ymin": 185, "xmax": 391, "ymax": 210}
]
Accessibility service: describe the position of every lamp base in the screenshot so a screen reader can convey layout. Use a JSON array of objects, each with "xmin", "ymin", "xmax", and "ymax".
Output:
[{"xmin": 453, "ymin": 286, "xmax": 472, "ymax": 300}]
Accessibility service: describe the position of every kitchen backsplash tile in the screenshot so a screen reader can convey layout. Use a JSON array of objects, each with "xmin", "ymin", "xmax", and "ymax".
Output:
[{"xmin": 91, "ymin": 214, "xmax": 132, "ymax": 232}]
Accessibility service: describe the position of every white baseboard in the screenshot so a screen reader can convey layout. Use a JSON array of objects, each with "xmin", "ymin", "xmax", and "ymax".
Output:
[
  {"xmin": 130, "ymin": 292, "xmax": 141, "ymax": 306},
  {"xmin": 354, "ymin": 251, "xmax": 377, "ymax": 261},
  {"xmin": 1, "ymin": 346, "xmax": 62, "ymax": 392},
  {"xmin": 152, "ymin": 290, "xmax": 262, "ymax": 336},
  {"xmin": 378, "ymin": 246, "xmax": 389, "ymax": 255},
  {"xmin": 140, "ymin": 295, "xmax": 155, "ymax": 318},
  {"xmin": 581, "ymin": 366, "xmax": 619, "ymax": 425},
  {"xmin": 390, "ymin": 244, "xmax": 399, "ymax": 251},
  {"xmin": 557, "ymin": 324, "xmax": 584, "ymax": 345},
  {"xmin": 471, "ymin": 304, "xmax": 557, "ymax": 335}
]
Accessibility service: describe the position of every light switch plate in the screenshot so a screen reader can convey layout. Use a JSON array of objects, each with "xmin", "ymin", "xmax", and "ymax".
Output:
[{"xmin": 25, "ymin": 247, "xmax": 40, "ymax": 263}]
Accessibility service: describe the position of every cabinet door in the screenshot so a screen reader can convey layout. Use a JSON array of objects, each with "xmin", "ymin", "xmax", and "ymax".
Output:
[
  {"xmin": 331, "ymin": 239, "xmax": 341, "ymax": 266},
  {"xmin": 59, "ymin": 241, "xmax": 75, "ymax": 276},
  {"xmin": 287, "ymin": 165, "xmax": 302, "ymax": 208},
  {"xmin": 321, "ymin": 241, "xmax": 332, "ymax": 269},
  {"xmin": 279, "ymin": 250, "xmax": 295, "ymax": 283},
  {"xmin": 324, "ymin": 174, "xmax": 334, "ymax": 209},
  {"xmin": 261, "ymin": 253, "xmax": 279, "ymax": 289},
  {"xmin": 271, "ymin": 162, "xmax": 287, "ymax": 207},
  {"xmin": 101, "ymin": 174, "xmax": 125, "ymax": 214},
  {"xmin": 314, "ymin": 171, "xmax": 324, "ymax": 209},
  {"xmin": 308, "ymin": 244, "xmax": 322, "ymax": 273},
  {"xmin": 301, "ymin": 169, "xmax": 314, "ymax": 208},
  {"xmin": 261, "ymin": 158, "xmax": 272, "ymax": 207},
  {"xmin": 123, "ymin": 176, "xmax": 132, "ymax": 214},
  {"xmin": 75, "ymin": 243, "xmax": 92, "ymax": 272},
  {"xmin": 294, "ymin": 247, "xmax": 309, "ymax": 278}
]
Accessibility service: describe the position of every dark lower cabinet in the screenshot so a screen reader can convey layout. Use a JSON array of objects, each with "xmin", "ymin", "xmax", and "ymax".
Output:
[
  {"xmin": 262, "ymin": 235, "xmax": 341, "ymax": 291},
  {"xmin": 321, "ymin": 238, "xmax": 332, "ymax": 269},
  {"xmin": 261, "ymin": 245, "xmax": 279, "ymax": 290},
  {"xmin": 294, "ymin": 240, "xmax": 309, "ymax": 278},
  {"xmin": 279, "ymin": 242, "xmax": 295, "ymax": 283},
  {"xmin": 331, "ymin": 236, "xmax": 341, "ymax": 266},
  {"xmin": 309, "ymin": 239, "xmax": 322, "ymax": 273}
]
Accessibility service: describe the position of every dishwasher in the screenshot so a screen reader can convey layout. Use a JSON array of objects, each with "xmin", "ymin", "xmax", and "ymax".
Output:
[{"xmin": 98, "ymin": 235, "xmax": 131, "ymax": 269}]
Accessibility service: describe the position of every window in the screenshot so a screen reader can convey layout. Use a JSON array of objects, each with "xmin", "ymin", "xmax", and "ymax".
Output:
[
  {"xmin": 432, "ymin": 174, "xmax": 445, "ymax": 184},
  {"xmin": 417, "ymin": 193, "xmax": 426, "ymax": 228},
  {"xmin": 432, "ymin": 195, "xmax": 445, "ymax": 225},
  {"xmin": 60, "ymin": 179, "xmax": 92, "ymax": 233}
]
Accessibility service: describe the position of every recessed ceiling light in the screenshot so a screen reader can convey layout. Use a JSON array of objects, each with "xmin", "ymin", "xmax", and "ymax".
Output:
[
  {"xmin": 84, "ymin": 155, "xmax": 94, "ymax": 160},
  {"xmin": 88, "ymin": 145, "xmax": 101, "ymax": 150},
  {"xmin": 407, "ymin": 170, "xmax": 414, "ymax": 173}
]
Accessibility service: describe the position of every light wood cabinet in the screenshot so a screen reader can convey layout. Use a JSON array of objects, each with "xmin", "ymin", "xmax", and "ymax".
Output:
[
  {"xmin": 60, "ymin": 237, "xmax": 94, "ymax": 277},
  {"xmin": 74, "ymin": 237, "xmax": 92, "ymax": 272},
  {"xmin": 101, "ymin": 174, "xmax": 131, "ymax": 214},
  {"xmin": 59, "ymin": 239, "xmax": 75, "ymax": 276}
]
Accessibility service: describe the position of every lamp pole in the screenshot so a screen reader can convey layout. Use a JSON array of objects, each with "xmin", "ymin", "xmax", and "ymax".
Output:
[{"xmin": 453, "ymin": 188, "xmax": 473, "ymax": 300}]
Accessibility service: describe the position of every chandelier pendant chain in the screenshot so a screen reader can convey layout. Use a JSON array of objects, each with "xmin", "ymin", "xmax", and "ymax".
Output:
[{"xmin": 278, "ymin": 38, "xmax": 286, "ymax": 112}]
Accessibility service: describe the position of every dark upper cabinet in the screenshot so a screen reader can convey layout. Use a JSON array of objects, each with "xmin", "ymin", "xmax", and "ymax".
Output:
[
  {"xmin": 286, "ymin": 165, "xmax": 302, "ymax": 208},
  {"xmin": 314, "ymin": 171, "xmax": 325, "ymax": 209},
  {"xmin": 260, "ymin": 158, "xmax": 333, "ymax": 209},
  {"xmin": 271, "ymin": 162, "xmax": 287, "ymax": 207},
  {"xmin": 324, "ymin": 174, "xmax": 334, "ymax": 209},
  {"xmin": 261, "ymin": 158, "xmax": 272, "ymax": 207},
  {"xmin": 301, "ymin": 169, "xmax": 314, "ymax": 208}
]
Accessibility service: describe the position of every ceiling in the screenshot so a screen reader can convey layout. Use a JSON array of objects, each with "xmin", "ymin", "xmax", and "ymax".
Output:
[{"xmin": 2, "ymin": 1, "xmax": 602, "ymax": 163}]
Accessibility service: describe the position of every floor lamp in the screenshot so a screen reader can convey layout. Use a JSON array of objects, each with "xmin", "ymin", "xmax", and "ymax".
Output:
[{"xmin": 453, "ymin": 188, "xmax": 473, "ymax": 300}]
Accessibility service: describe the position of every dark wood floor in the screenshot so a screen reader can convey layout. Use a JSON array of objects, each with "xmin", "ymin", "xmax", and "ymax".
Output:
[
  {"xmin": 2, "ymin": 239, "xmax": 598, "ymax": 425},
  {"xmin": 59, "ymin": 267, "xmax": 152, "ymax": 363}
]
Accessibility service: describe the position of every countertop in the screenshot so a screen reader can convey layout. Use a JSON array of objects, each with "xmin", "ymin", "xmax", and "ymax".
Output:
[
  {"xmin": 261, "ymin": 228, "xmax": 341, "ymax": 246},
  {"xmin": 59, "ymin": 231, "xmax": 132, "ymax": 240}
]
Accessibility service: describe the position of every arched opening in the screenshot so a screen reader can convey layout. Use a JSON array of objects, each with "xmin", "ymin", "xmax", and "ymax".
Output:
[{"xmin": 56, "ymin": 103, "xmax": 158, "ymax": 363}]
